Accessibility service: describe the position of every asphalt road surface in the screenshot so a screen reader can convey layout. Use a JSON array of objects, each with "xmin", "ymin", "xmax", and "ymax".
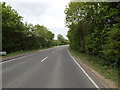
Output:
[{"xmin": 2, "ymin": 45, "xmax": 103, "ymax": 88}]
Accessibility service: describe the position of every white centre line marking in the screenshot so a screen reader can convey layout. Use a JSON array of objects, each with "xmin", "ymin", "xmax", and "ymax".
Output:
[
  {"xmin": 41, "ymin": 57, "xmax": 48, "ymax": 62},
  {"xmin": 52, "ymin": 51, "xmax": 55, "ymax": 53},
  {"xmin": 67, "ymin": 49, "xmax": 100, "ymax": 89}
]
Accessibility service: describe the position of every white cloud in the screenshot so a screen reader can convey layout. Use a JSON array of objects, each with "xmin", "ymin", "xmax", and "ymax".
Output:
[{"xmin": 2, "ymin": 0, "xmax": 70, "ymax": 39}]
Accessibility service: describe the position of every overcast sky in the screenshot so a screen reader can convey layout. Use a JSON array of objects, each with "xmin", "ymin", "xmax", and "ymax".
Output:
[{"xmin": 2, "ymin": 0, "xmax": 70, "ymax": 39}]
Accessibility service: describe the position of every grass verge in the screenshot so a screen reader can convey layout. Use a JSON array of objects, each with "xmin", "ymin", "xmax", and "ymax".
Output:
[
  {"xmin": 2, "ymin": 46, "xmax": 55, "ymax": 58},
  {"xmin": 69, "ymin": 47, "xmax": 119, "ymax": 87}
]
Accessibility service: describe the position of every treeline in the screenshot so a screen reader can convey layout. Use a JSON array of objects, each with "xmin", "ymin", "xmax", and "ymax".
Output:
[
  {"xmin": 53, "ymin": 34, "xmax": 69, "ymax": 46},
  {"xmin": 65, "ymin": 2, "xmax": 120, "ymax": 67},
  {"xmin": 2, "ymin": 2, "xmax": 54, "ymax": 53},
  {"xmin": 2, "ymin": 2, "xmax": 69, "ymax": 53}
]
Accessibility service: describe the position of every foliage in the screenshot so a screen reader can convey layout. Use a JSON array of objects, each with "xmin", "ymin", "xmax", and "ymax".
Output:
[
  {"xmin": 52, "ymin": 40, "xmax": 59, "ymax": 46},
  {"xmin": 65, "ymin": 2, "xmax": 120, "ymax": 68},
  {"xmin": 2, "ymin": 2, "xmax": 25, "ymax": 52},
  {"xmin": 57, "ymin": 34, "xmax": 69, "ymax": 45},
  {"xmin": 2, "ymin": 2, "xmax": 54, "ymax": 53},
  {"xmin": 0, "ymin": 2, "xmax": 2, "ymax": 52}
]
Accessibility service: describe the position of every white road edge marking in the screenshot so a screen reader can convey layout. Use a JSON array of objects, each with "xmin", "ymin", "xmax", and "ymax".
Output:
[
  {"xmin": 67, "ymin": 49, "xmax": 100, "ymax": 89},
  {"xmin": 0, "ymin": 53, "xmax": 36, "ymax": 64},
  {"xmin": 41, "ymin": 57, "xmax": 48, "ymax": 62}
]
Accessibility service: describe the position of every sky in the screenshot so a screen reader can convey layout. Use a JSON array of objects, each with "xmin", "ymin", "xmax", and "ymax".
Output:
[{"xmin": 2, "ymin": 0, "xmax": 70, "ymax": 39}]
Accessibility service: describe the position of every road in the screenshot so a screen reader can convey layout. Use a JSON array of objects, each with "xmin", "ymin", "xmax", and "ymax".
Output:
[{"xmin": 2, "ymin": 45, "xmax": 103, "ymax": 88}]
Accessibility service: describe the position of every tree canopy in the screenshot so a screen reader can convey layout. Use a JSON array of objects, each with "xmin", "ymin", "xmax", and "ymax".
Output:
[
  {"xmin": 2, "ymin": 2, "xmax": 55, "ymax": 53},
  {"xmin": 57, "ymin": 34, "xmax": 69, "ymax": 45},
  {"xmin": 65, "ymin": 2, "xmax": 120, "ymax": 67}
]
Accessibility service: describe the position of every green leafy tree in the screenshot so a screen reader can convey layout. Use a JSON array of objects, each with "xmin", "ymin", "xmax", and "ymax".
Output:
[
  {"xmin": 57, "ymin": 34, "xmax": 68, "ymax": 45},
  {"xmin": 2, "ymin": 2, "xmax": 55, "ymax": 53},
  {"xmin": 65, "ymin": 2, "xmax": 120, "ymax": 67},
  {"xmin": 2, "ymin": 2, "xmax": 25, "ymax": 52}
]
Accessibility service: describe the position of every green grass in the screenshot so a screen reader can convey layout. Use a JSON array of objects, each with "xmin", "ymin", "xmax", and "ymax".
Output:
[
  {"xmin": 2, "ymin": 46, "xmax": 55, "ymax": 58},
  {"xmin": 69, "ymin": 48, "xmax": 119, "ymax": 87}
]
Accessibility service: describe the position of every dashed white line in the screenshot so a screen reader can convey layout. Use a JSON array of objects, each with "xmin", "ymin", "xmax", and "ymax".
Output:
[
  {"xmin": 41, "ymin": 57, "xmax": 48, "ymax": 62},
  {"xmin": 67, "ymin": 49, "xmax": 100, "ymax": 89}
]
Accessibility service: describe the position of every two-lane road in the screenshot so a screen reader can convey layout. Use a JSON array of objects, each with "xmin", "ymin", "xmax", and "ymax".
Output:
[{"xmin": 2, "ymin": 46, "xmax": 103, "ymax": 88}]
